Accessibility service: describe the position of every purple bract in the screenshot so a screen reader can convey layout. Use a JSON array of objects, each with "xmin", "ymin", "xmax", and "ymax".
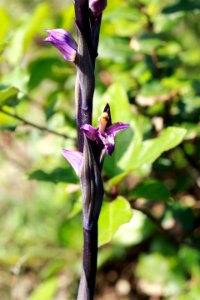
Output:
[{"xmin": 62, "ymin": 149, "xmax": 83, "ymax": 178}]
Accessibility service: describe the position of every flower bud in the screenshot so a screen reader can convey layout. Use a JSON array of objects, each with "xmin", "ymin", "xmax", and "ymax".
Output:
[
  {"xmin": 89, "ymin": 0, "xmax": 107, "ymax": 17},
  {"xmin": 44, "ymin": 29, "xmax": 77, "ymax": 62}
]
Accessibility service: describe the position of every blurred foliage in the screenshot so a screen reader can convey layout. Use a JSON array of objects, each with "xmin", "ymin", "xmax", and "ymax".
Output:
[{"xmin": 0, "ymin": 0, "xmax": 200, "ymax": 299}]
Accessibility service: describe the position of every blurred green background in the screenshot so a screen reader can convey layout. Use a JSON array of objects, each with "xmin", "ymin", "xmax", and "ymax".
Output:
[{"xmin": 0, "ymin": 0, "xmax": 200, "ymax": 299}]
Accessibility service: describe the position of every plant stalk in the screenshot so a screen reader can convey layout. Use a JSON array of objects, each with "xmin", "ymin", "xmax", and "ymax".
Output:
[{"xmin": 77, "ymin": 223, "xmax": 98, "ymax": 300}]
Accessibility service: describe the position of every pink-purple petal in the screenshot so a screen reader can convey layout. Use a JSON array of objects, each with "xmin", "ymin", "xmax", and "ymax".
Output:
[
  {"xmin": 106, "ymin": 122, "xmax": 130, "ymax": 136},
  {"xmin": 62, "ymin": 149, "xmax": 83, "ymax": 178},
  {"xmin": 80, "ymin": 124, "xmax": 99, "ymax": 141},
  {"xmin": 44, "ymin": 29, "xmax": 77, "ymax": 62},
  {"xmin": 80, "ymin": 121, "xmax": 129, "ymax": 156},
  {"xmin": 99, "ymin": 133, "xmax": 115, "ymax": 155}
]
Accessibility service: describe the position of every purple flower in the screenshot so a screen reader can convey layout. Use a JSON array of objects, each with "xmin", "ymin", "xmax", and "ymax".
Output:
[
  {"xmin": 80, "ymin": 106, "xmax": 129, "ymax": 155},
  {"xmin": 44, "ymin": 29, "xmax": 77, "ymax": 62},
  {"xmin": 62, "ymin": 149, "xmax": 83, "ymax": 178},
  {"xmin": 89, "ymin": 0, "xmax": 107, "ymax": 17}
]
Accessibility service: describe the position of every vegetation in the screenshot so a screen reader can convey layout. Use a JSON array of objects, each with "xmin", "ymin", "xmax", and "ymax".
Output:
[{"xmin": 0, "ymin": 0, "xmax": 200, "ymax": 299}]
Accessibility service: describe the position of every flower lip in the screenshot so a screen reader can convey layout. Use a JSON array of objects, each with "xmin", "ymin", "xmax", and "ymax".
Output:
[{"xmin": 44, "ymin": 28, "xmax": 77, "ymax": 62}]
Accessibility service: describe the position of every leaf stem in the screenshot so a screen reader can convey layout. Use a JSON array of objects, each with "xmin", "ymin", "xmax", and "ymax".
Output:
[{"xmin": 0, "ymin": 107, "xmax": 72, "ymax": 139}]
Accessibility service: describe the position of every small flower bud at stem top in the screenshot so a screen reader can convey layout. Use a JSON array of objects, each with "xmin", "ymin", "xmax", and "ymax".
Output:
[{"xmin": 89, "ymin": 0, "xmax": 107, "ymax": 17}]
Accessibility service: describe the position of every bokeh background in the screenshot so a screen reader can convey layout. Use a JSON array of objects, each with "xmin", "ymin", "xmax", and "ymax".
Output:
[{"xmin": 0, "ymin": 0, "xmax": 200, "ymax": 299}]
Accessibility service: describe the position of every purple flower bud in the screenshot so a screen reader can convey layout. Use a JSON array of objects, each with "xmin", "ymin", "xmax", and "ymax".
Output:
[
  {"xmin": 44, "ymin": 29, "xmax": 77, "ymax": 62},
  {"xmin": 89, "ymin": 0, "xmax": 107, "ymax": 17}
]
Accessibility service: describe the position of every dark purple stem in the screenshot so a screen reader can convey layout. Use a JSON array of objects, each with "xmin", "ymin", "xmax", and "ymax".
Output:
[
  {"xmin": 74, "ymin": 0, "xmax": 91, "ymax": 50},
  {"xmin": 77, "ymin": 224, "xmax": 98, "ymax": 300},
  {"xmin": 74, "ymin": 2, "xmax": 105, "ymax": 299}
]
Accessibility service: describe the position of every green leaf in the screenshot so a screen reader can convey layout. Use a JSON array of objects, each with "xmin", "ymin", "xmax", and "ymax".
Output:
[
  {"xmin": 98, "ymin": 196, "xmax": 133, "ymax": 247},
  {"xmin": 28, "ymin": 57, "xmax": 64, "ymax": 90},
  {"xmin": 162, "ymin": 0, "xmax": 200, "ymax": 14},
  {"xmin": 109, "ymin": 126, "xmax": 186, "ymax": 185},
  {"xmin": 28, "ymin": 277, "xmax": 58, "ymax": 300},
  {"xmin": 7, "ymin": 3, "xmax": 53, "ymax": 65},
  {"xmin": 130, "ymin": 179, "xmax": 170, "ymax": 201},
  {"xmin": 118, "ymin": 126, "xmax": 187, "ymax": 170},
  {"xmin": 0, "ymin": 86, "xmax": 19, "ymax": 107},
  {"xmin": 113, "ymin": 210, "xmax": 153, "ymax": 246},
  {"xmin": 0, "ymin": 125, "xmax": 17, "ymax": 131},
  {"xmin": 27, "ymin": 167, "xmax": 78, "ymax": 184}
]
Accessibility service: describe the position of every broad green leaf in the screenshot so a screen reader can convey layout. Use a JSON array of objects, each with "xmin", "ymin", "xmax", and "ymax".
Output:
[
  {"xmin": 98, "ymin": 196, "xmax": 133, "ymax": 247},
  {"xmin": 118, "ymin": 126, "xmax": 187, "ymax": 170},
  {"xmin": 109, "ymin": 126, "xmax": 186, "ymax": 185},
  {"xmin": 28, "ymin": 278, "xmax": 58, "ymax": 300},
  {"xmin": 130, "ymin": 179, "xmax": 170, "ymax": 201},
  {"xmin": 27, "ymin": 167, "xmax": 78, "ymax": 184},
  {"xmin": 0, "ymin": 86, "xmax": 19, "ymax": 107},
  {"xmin": 113, "ymin": 210, "xmax": 152, "ymax": 246}
]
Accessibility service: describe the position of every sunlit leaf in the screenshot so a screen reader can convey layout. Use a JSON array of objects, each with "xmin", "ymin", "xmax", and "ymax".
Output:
[
  {"xmin": 0, "ymin": 86, "xmax": 19, "ymax": 107},
  {"xmin": 28, "ymin": 278, "xmax": 58, "ymax": 300},
  {"xmin": 98, "ymin": 196, "xmax": 133, "ymax": 247},
  {"xmin": 118, "ymin": 126, "xmax": 187, "ymax": 170}
]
